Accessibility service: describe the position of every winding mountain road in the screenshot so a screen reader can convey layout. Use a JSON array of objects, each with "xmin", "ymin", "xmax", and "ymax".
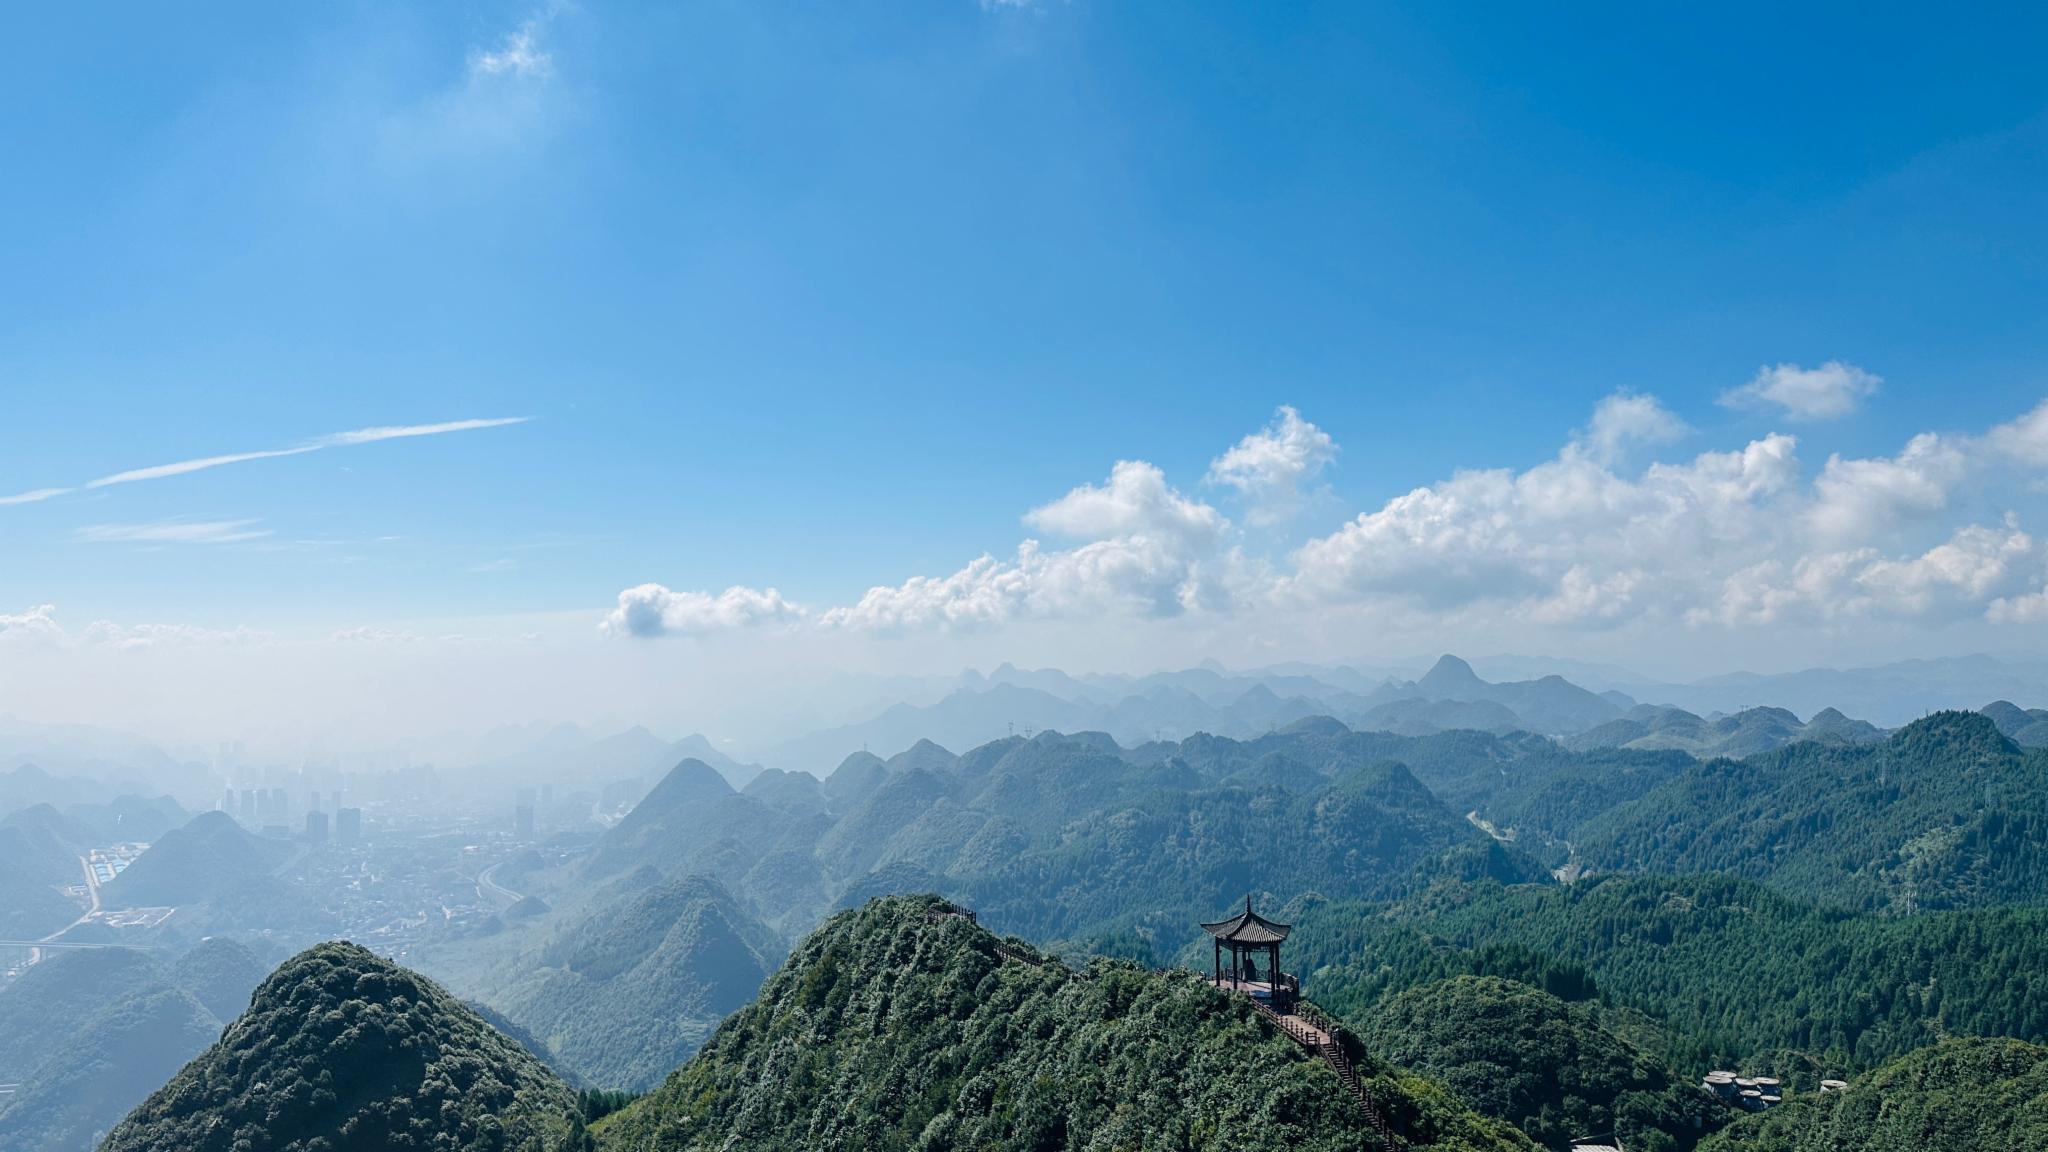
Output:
[{"xmin": 475, "ymin": 860, "xmax": 523, "ymax": 909}]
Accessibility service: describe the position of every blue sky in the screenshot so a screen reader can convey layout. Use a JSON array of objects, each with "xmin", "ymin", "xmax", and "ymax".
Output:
[{"xmin": 4, "ymin": 2, "xmax": 2048, "ymax": 740}]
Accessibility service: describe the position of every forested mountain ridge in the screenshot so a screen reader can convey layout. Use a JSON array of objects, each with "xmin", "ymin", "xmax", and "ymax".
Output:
[
  {"xmin": 404, "ymin": 703, "xmax": 2048, "ymax": 1106},
  {"xmin": 1981, "ymin": 699, "xmax": 2048, "ymax": 746},
  {"xmin": 101, "ymin": 941, "xmax": 584, "ymax": 1152},
  {"xmin": 571, "ymin": 729, "xmax": 1518, "ymax": 948},
  {"xmin": 1563, "ymin": 704, "xmax": 1884, "ymax": 759},
  {"xmin": 1286, "ymin": 874, "xmax": 2048, "ymax": 1074},
  {"xmin": 1572, "ymin": 712, "xmax": 2048, "ymax": 910},
  {"xmin": 593, "ymin": 894, "xmax": 1538, "ymax": 1152}
]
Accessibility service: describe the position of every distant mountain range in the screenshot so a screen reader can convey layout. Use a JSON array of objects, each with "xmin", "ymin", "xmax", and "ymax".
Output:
[
  {"xmin": 79, "ymin": 691, "xmax": 2048, "ymax": 1151},
  {"xmin": 736, "ymin": 653, "xmax": 2048, "ymax": 773},
  {"xmin": 1563, "ymin": 703, "xmax": 1886, "ymax": 759},
  {"xmin": 753, "ymin": 655, "xmax": 1637, "ymax": 772}
]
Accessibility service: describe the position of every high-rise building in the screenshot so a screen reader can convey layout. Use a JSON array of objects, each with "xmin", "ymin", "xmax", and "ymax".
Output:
[
  {"xmin": 336, "ymin": 807, "xmax": 363, "ymax": 844},
  {"xmin": 240, "ymin": 789, "xmax": 257, "ymax": 821},
  {"xmin": 515, "ymin": 804, "xmax": 535, "ymax": 840},
  {"xmin": 269, "ymin": 787, "xmax": 289, "ymax": 819},
  {"xmin": 305, "ymin": 810, "xmax": 330, "ymax": 843},
  {"xmin": 221, "ymin": 789, "xmax": 236, "ymax": 814}
]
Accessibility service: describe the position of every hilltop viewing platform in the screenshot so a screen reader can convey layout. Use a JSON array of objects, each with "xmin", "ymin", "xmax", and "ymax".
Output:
[{"xmin": 1201, "ymin": 897, "xmax": 1298, "ymax": 1012}]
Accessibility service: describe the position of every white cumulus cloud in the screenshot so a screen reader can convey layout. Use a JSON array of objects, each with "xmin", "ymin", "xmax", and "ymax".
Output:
[
  {"xmin": 0, "ymin": 604, "xmax": 62, "ymax": 641},
  {"xmin": 820, "ymin": 461, "xmax": 1255, "ymax": 632},
  {"xmin": 1206, "ymin": 406, "xmax": 1339, "ymax": 525},
  {"xmin": 1808, "ymin": 432, "xmax": 1967, "ymax": 542},
  {"xmin": 1989, "ymin": 398, "xmax": 2048, "ymax": 467},
  {"xmin": 1720, "ymin": 361, "xmax": 1881, "ymax": 420},
  {"xmin": 607, "ymin": 394, "xmax": 2048, "ymax": 644},
  {"xmin": 1570, "ymin": 390, "xmax": 1690, "ymax": 466},
  {"xmin": 602, "ymin": 584, "xmax": 807, "ymax": 639}
]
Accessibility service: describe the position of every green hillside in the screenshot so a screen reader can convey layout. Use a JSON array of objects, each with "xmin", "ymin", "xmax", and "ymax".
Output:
[
  {"xmin": 170, "ymin": 936, "xmax": 272, "ymax": 1020},
  {"xmin": 0, "ymin": 940, "xmax": 273, "ymax": 1152},
  {"xmin": 0, "ymin": 805, "xmax": 91, "ymax": 937},
  {"xmin": 102, "ymin": 810, "xmax": 295, "ymax": 909},
  {"xmin": 1697, "ymin": 1037, "xmax": 2048, "ymax": 1152},
  {"xmin": 101, "ymin": 941, "xmax": 583, "ymax": 1152},
  {"xmin": 0, "ymin": 985, "xmax": 218, "ymax": 1152},
  {"xmin": 593, "ymin": 894, "xmax": 1536, "ymax": 1152},
  {"xmin": 1357, "ymin": 976, "xmax": 1726, "ymax": 1152},
  {"xmin": 492, "ymin": 874, "xmax": 782, "ymax": 1090},
  {"xmin": 580, "ymin": 730, "xmax": 1512, "ymax": 946},
  {"xmin": 1572, "ymin": 712, "xmax": 2048, "ymax": 911},
  {"xmin": 1287, "ymin": 874, "xmax": 2048, "ymax": 1073}
]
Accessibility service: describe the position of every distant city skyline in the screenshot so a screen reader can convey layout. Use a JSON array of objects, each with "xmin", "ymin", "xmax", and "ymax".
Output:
[{"xmin": 5, "ymin": 3, "xmax": 2048, "ymax": 742}]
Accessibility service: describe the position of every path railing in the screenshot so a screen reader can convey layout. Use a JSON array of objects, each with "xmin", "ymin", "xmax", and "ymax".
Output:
[
  {"xmin": 926, "ymin": 901, "xmax": 1044, "ymax": 968},
  {"xmin": 1248, "ymin": 997, "xmax": 1397, "ymax": 1149}
]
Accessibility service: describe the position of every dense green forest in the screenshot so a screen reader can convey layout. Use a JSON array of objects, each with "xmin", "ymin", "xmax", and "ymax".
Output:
[
  {"xmin": 1287, "ymin": 873, "xmax": 2048, "ymax": 1074},
  {"xmin": 593, "ymin": 895, "xmax": 1536, "ymax": 1152},
  {"xmin": 101, "ymin": 941, "xmax": 585, "ymax": 1152},
  {"xmin": 1572, "ymin": 713, "xmax": 2048, "ymax": 911},
  {"xmin": 1357, "ymin": 976, "xmax": 1726, "ymax": 1151},
  {"xmin": 1697, "ymin": 1037, "xmax": 2048, "ymax": 1152}
]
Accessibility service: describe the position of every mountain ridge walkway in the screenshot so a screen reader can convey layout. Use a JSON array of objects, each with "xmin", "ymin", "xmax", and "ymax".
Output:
[{"xmin": 1252, "ymin": 997, "xmax": 1397, "ymax": 1149}]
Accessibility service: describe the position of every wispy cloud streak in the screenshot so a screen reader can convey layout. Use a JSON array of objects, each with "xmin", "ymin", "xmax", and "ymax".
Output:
[
  {"xmin": 75, "ymin": 519, "xmax": 272, "ymax": 545},
  {"xmin": 0, "ymin": 487, "xmax": 72, "ymax": 505},
  {"xmin": 315, "ymin": 417, "xmax": 530, "ymax": 447},
  {"xmin": 13, "ymin": 417, "xmax": 531, "ymax": 503},
  {"xmin": 88, "ymin": 447, "xmax": 319, "ymax": 489}
]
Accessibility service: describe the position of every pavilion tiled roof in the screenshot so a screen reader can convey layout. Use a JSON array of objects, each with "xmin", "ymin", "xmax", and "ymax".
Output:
[{"xmin": 1201, "ymin": 897, "xmax": 1291, "ymax": 943}]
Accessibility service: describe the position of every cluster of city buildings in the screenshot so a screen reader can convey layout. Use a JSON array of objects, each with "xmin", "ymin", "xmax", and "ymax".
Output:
[{"xmin": 218, "ymin": 786, "xmax": 364, "ymax": 844}]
